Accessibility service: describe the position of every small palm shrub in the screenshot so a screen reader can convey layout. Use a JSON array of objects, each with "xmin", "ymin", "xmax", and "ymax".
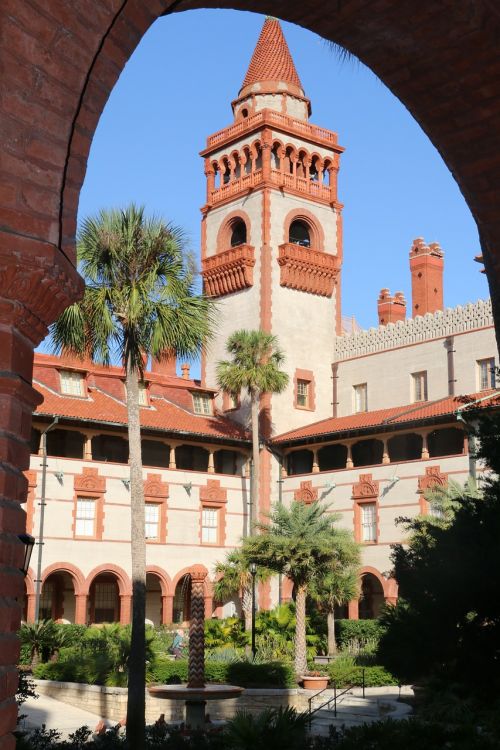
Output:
[{"xmin": 204, "ymin": 617, "xmax": 248, "ymax": 649}]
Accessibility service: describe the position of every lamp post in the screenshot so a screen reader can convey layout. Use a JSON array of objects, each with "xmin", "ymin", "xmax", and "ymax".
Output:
[
  {"xmin": 18, "ymin": 533, "xmax": 35, "ymax": 576},
  {"xmin": 250, "ymin": 563, "xmax": 257, "ymax": 659},
  {"xmin": 34, "ymin": 416, "xmax": 59, "ymax": 622}
]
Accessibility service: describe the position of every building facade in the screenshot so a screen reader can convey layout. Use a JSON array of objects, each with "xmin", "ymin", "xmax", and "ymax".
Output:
[{"xmin": 24, "ymin": 18, "xmax": 499, "ymax": 626}]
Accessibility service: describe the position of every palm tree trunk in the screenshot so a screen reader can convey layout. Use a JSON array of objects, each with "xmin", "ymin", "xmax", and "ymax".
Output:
[
  {"xmin": 250, "ymin": 393, "xmax": 260, "ymax": 531},
  {"xmin": 327, "ymin": 609, "xmax": 337, "ymax": 656},
  {"xmin": 242, "ymin": 586, "xmax": 252, "ymax": 631},
  {"xmin": 125, "ymin": 359, "xmax": 146, "ymax": 750},
  {"xmin": 294, "ymin": 584, "xmax": 308, "ymax": 675}
]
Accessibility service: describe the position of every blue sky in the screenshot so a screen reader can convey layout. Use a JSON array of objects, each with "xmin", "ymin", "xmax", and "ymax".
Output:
[{"xmin": 78, "ymin": 9, "xmax": 488, "ymax": 336}]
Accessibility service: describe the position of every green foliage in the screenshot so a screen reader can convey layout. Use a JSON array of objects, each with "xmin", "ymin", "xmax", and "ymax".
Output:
[
  {"xmin": 325, "ymin": 655, "xmax": 396, "ymax": 687},
  {"xmin": 255, "ymin": 603, "xmax": 325, "ymax": 661},
  {"xmin": 149, "ymin": 659, "xmax": 295, "ymax": 688},
  {"xmin": 204, "ymin": 617, "xmax": 248, "ymax": 649},
  {"xmin": 223, "ymin": 707, "xmax": 309, "ymax": 750},
  {"xmin": 216, "ymin": 330, "xmax": 289, "ymax": 400},
  {"xmin": 19, "ymin": 620, "xmax": 59, "ymax": 666},
  {"xmin": 335, "ymin": 619, "xmax": 383, "ymax": 650}
]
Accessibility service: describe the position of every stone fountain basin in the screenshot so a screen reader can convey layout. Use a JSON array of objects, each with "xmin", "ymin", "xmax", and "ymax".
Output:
[{"xmin": 148, "ymin": 684, "xmax": 244, "ymax": 701}]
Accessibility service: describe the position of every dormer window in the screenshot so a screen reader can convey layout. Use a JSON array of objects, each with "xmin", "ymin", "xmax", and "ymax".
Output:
[
  {"xmin": 289, "ymin": 220, "xmax": 310, "ymax": 248},
  {"xmin": 60, "ymin": 370, "xmax": 84, "ymax": 397},
  {"xmin": 230, "ymin": 220, "xmax": 247, "ymax": 247},
  {"xmin": 138, "ymin": 382, "xmax": 148, "ymax": 406},
  {"xmin": 193, "ymin": 393, "xmax": 212, "ymax": 416}
]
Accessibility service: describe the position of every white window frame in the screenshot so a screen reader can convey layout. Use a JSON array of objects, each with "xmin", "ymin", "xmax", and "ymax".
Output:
[
  {"xmin": 296, "ymin": 379, "xmax": 309, "ymax": 408},
  {"xmin": 353, "ymin": 383, "xmax": 368, "ymax": 413},
  {"xmin": 145, "ymin": 503, "xmax": 160, "ymax": 540},
  {"xmin": 361, "ymin": 502, "xmax": 377, "ymax": 542},
  {"xmin": 75, "ymin": 497, "xmax": 95, "ymax": 537},
  {"xmin": 60, "ymin": 370, "xmax": 84, "ymax": 397},
  {"xmin": 138, "ymin": 382, "xmax": 148, "ymax": 406},
  {"xmin": 201, "ymin": 507, "xmax": 218, "ymax": 544},
  {"xmin": 193, "ymin": 393, "xmax": 212, "ymax": 416},
  {"xmin": 412, "ymin": 371, "xmax": 428, "ymax": 402},
  {"xmin": 477, "ymin": 358, "xmax": 495, "ymax": 391}
]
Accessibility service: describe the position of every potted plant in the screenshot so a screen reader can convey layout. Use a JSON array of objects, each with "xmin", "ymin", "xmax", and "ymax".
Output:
[{"xmin": 301, "ymin": 670, "xmax": 329, "ymax": 690}]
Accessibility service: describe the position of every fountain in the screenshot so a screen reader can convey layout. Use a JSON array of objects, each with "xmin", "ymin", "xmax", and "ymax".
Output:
[{"xmin": 148, "ymin": 565, "xmax": 243, "ymax": 730}]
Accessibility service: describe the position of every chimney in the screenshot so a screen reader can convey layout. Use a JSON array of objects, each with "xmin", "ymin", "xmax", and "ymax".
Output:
[
  {"xmin": 409, "ymin": 237, "xmax": 444, "ymax": 316},
  {"xmin": 181, "ymin": 363, "xmax": 190, "ymax": 380},
  {"xmin": 377, "ymin": 288, "xmax": 406, "ymax": 326},
  {"xmin": 151, "ymin": 351, "xmax": 177, "ymax": 378}
]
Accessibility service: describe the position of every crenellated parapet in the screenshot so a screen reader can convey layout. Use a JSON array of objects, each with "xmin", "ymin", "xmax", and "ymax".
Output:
[{"xmin": 335, "ymin": 299, "xmax": 493, "ymax": 360}]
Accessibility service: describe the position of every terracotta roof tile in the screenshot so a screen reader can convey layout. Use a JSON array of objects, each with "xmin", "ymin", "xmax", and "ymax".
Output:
[
  {"xmin": 273, "ymin": 391, "xmax": 500, "ymax": 444},
  {"xmin": 33, "ymin": 382, "xmax": 249, "ymax": 443},
  {"xmin": 241, "ymin": 18, "xmax": 303, "ymax": 93}
]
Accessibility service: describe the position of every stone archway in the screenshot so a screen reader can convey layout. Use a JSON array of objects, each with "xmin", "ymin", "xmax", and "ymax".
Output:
[{"xmin": 2, "ymin": 0, "xmax": 500, "ymax": 742}]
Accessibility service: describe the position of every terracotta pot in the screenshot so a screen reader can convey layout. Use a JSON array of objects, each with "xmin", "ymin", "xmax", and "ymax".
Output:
[{"xmin": 302, "ymin": 675, "xmax": 329, "ymax": 690}]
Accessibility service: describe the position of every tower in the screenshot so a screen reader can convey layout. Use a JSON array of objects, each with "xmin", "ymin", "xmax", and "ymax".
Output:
[{"xmin": 201, "ymin": 18, "xmax": 344, "ymax": 438}]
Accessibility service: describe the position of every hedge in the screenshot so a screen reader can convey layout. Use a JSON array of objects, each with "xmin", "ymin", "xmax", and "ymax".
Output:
[
  {"xmin": 150, "ymin": 659, "xmax": 295, "ymax": 688},
  {"xmin": 335, "ymin": 619, "xmax": 384, "ymax": 648},
  {"xmin": 327, "ymin": 663, "xmax": 397, "ymax": 688}
]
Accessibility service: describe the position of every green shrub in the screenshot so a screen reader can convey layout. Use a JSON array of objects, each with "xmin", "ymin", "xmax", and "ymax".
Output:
[
  {"xmin": 326, "ymin": 659, "xmax": 396, "ymax": 688},
  {"xmin": 205, "ymin": 617, "xmax": 248, "ymax": 649},
  {"xmin": 335, "ymin": 619, "xmax": 383, "ymax": 649},
  {"xmin": 149, "ymin": 659, "xmax": 295, "ymax": 688}
]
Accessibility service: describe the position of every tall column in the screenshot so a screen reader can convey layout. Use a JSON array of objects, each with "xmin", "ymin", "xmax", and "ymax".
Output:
[
  {"xmin": 169, "ymin": 445, "xmax": 176, "ymax": 469},
  {"xmin": 382, "ymin": 439, "xmax": 390, "ymax": 465},
  {"xmin": 0, "ymin": 232, "xmax": 82, "ymax": 746},
  {"xmin": 83, "ymin": 433, "xmax": 94, "ymax": 460},
  {"xmin": 421, "ymin": 432, "xmax": 429, "ymax": 460},
  {"xmin": 120, "ymin": 594, "xmax": 132, "ymax": 624},
  {"xmin": 348, "ymin": 599, "xmax": 359, "ymax": 620},
  {"xmin": 312, "ymin": 450, "xmax": 319, "ymax": 473},
  {"xmin": 207, "ymin": 450, "xmax": 215, "ymax": 474},
  {"xmin": 74, "ymin": 594, "xmax": 88, "ymax": 625},
  {"xmin": 345, "ymin": 444, "xmax": 354, "ymax": 469},
  {"xmin": 187, "ymin": 566, "xmax": 207, "ymax": 689},
  {"xmin": 162, "ymin": 595, "xmax": 173, "ymax": 625}
]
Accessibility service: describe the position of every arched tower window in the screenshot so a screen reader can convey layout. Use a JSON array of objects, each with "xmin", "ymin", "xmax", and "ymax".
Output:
[
  {"xmin": 230, "ymin": 220, "xmax": 247, "ymax": 247},
  {"xmin": 271, "ymin": 143, "xmax": 281, "ymax": 170},
  {"xmin": 289, "ymin": 220, "xmax": 311, "ymax": 248}
]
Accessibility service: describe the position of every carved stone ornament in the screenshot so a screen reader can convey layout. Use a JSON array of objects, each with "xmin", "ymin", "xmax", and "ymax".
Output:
[
  {"xmin": 200, "ymin": 479, "xmax": 227, "ymax": 506},
  {"xmin": 74, "ymin": 467, "xmax": 106, "ymax": 495},
  {"xmin": 143, "ymin": 473, "xmax": 169, "ymax": 498},
  {"xmin": 294, "ymin": 480, "xmax": 318, "ymax": 504},
  {"xmin": 202, "ymin": 245, "xmax": 255, "ymax": 297},
  {"xmin": 352, "ymin": 474, "xmax": 379, "ymax": 499},
  {"xmin": 278, "ymin": 243, "xmax": 340, "ymax": 297},
  {"xmin": 418, "ymin": 466, "xmax": 448, "ymax": 499}
]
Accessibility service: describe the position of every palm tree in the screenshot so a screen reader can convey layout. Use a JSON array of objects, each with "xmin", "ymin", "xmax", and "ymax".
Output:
[
  {"xmin": 213, "ymin": 549, "xmax": 269, "ymax": 631},
  {"xmin": 309, "ymin": 531, "xmax": 361, "ymax": 655},
  {"xmin": 51, "ymin": 205, "xmax": 214, "ymax": 748},
  {"xmin": 216, "ymin": 330, "xmax": 289, "ymax": 529},
  {"xmin": 241, "ymin": 500, "xmax": 343, "ymax": 675}
]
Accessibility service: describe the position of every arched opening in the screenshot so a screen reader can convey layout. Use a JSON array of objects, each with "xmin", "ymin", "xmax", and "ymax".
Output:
[
  {"xmin": 242, "ymin": 146, "xmax": 252, "ymax": 175},
  {"xmin": 173, "ymin": 575, "xmax": 191, "ymax": 624},
  {"xmin": 91, "ymin": 434, "xmax": 128, "ymax": 463},
  {"xmin": 287, "ymin": 449, "xmax": 314, "ymax": 475},
  {"xmin": 318, "ymin": 443, "xmax": 347, "ymax": 471},
  {"xmin": 322, "ymin": 159, "xmax": 332, "ymax": 186},
  {"xmin": 89, "ymin": 574, "xmax": 120, "ymax": 624},
  {"xmin": 221, "ymin": 157, "xmax": 231, "ymax": 185},
  {"xmin": 428, "ymin": 427, "xmax": 464, "ymax": 457},
  {"xmin": 289, "ymin": 219, "xmax": 311, "ymax": 248},
  {"xmin": 46, "ymin": 429, "xmax": 85, "ymax": 459},
  {"xmin": 142, "ymin": 439, "xmax": 169, "ymax": 468},
  {"xmin": 388, "ymin": 433, "xmax": 423, "ymax": 462},
  {"xmin": 175, "ymin": 444, "xmax": 209, "ymax": 472},
  {"xmin": 271, "ymin": 143, "xmax": 281, "ymax": 170},
  {"xmin": 214, "ymin": 449, "xmax": 240, "ymax": 475},
  {"xmin": 358, "ymin": 573, "xmax": 385, "ymax": 620},
  {"xmin": 146, "ymin": 573, "xmax": 163, "ymax": 626},
  {"xmin": 230, "ymin": 220, "xmax": 247, "ymax": 247},
  {"xmin": 39, "ymin": 572, "xmax": 77, "ymax": 623},
  {"xmin": 352, "ymin": 439, "xmax": 384, "ymax": 467},
  {"xmin": 213, "ymin": 163, "xmax": 220, "ymax": 189}
]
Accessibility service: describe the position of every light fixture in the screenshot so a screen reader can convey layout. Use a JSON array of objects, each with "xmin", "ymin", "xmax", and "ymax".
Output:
[
  {"xmin": 121, "ymin": 478, "xmax": 131, "ymax": 490},
  {"xmin": 18, "ymin": 533, "xmax": 35, "ymax": 577},
  {"xmin": 54, "ymin": 471, "xmax": 64, "ymax": 484},
  {"xmin": 183, "ymin": 482, "xmax": 192, "ymax": 496}
]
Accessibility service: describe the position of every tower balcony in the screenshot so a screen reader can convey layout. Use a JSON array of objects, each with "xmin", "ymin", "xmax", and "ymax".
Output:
[
  {"xmin": 202, "ymin": 244, "xmax": 256, "ymax": 297},
  {"xmin": 209, "ymin": 169, "xmax": 333, "ymax": 206},
  {"xmin": 278, "ymin": 243, "xmax": 340, "ymax": 297}
]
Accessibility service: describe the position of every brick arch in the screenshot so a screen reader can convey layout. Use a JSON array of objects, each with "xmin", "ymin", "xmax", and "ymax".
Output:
[
  {"xmin": 360, "ymin": 565, "xmax": 396, "ymax": 600},
  {"xmin": 283, "ymin": 207, "xmax": 325, "ymax": 251},
  {"xmin": 25, "ymin": 569, "xmax": 35, "ymax": 598},
  {"xmin": 216, "ymin": 209, "xmax": 252, "ymax": 252},
  {"xmin": 42, "ymin": 562, "xmax": 85, "ymax": 595},
  {"xmin": 146, "ymin": 566, "xmax": 173, "ymax": 597},
  {"xmin": 172, "ymin": 565, "xmax": 211, "ymax": 596},
  {"xmin": 84, "ymin": 564, "xmax": 132, "ymax": 597}
]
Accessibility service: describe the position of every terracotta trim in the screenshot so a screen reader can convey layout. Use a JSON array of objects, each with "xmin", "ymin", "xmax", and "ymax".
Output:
[
  {"xmin": 83, "ymin": 563, "xmax": 132, "ymax": 597},
  {"xmin": 144, "ymin": 473, "xmax": 168, "ymax": 544},
  {"xmin": 216, "ymin": 209, "xmax": 252, "ymax": 252},
  {"xmin": 202, "ymin": 244, "xmax": 255, "ymax": 297},
  {"xmin": 146, "ymin": 566, "xmax": 174, "ymax": 597},
  {"xmin": 293, "ymin": 480, "xmax": 318, "ymax": 503},
  {"xmin": 282, "ymin": 207, "xmax": 325, "ymax": 251},
  {"xmin": 352, "ymin": 474, "xmax": 380, "ymax": 544},
  {"xmin": 72, "ymin": 468, "xmax": 106, "ymax": 541},
  {"xmin": 199, "ymin": 479, "xmax": 227, "ymax": 546},
  {"xmin": 417, "ymin": 464, "xmax": 448, "ymax": 514},
  {"xmin": 293, "ymin": 368, "xmax": 316, "ymax": 411},
  {"xmin": 41, "ymin": 562, "xmax": 85, "ymax": 596}
]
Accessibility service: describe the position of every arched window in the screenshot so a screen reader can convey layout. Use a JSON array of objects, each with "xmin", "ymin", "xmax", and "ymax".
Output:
[
  {"xmin": 230, "ymin": 220, "xmax": 247, "ymax": 247},
  {"xmin": 241, "ymin": 107, "xmax": 248, "ymax": 118},
  {"xmin": 289, "ymin": 220, "xmax": 311, "ymax": 248},
  {"xmin": 271, "ymin": 143, "xmax": 281, "ymax": 170}
]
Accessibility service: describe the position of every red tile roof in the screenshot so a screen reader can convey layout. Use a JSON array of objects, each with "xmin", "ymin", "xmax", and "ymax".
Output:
[
  {"xmin": 273, "ymin": 391, "xmax": 500, "ymax": 445},
  {"xmin": 241, "ymin": 18, "xmax": 303, "ymax": 95}
]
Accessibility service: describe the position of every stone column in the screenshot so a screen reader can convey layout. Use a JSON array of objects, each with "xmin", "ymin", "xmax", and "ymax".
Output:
[
  {"xmin": 74, "ymin": 594, "xmax": 88, "ymax": 625},
  {"xmin": 169, "ymin": 445, "xmax": 176, "ymax": 470},
  {"xmin": 382, "ymin": 439, "xmax": 390, "ymax": 465},
  {"xmin": 162, "ymin": 595, "xmax": 173, "ymax": 625},
  {"xmin": 345, "ymin": 444, "xmax": 354, "ymax": 469},
  {"xmin": 0, "ymin": 234, "xmax": 82, "ymax": 746},
  {"xmin": 207, "ymin": 450, "xmax": 215, "ymax": 474},
  {"xmin": 312, "ymin": 450, "xmax": 319, "ymax": 473},
  {"xmin": 26, "ymin": 594, "xmax": 36, "ymax": 623},
  {"xmin": 120, "ymin": 594, "xmax": 132, "ymax": 625},
  {"xmin": 348, "ymin": 599, "xmax": 359, "ymax": 620},
  {"xmin": 83, "ymin": 433, "xmax": 94, "ymax": 460},
  {"xmin": 188, "ymin": 566, "xmax": 207, "ymax": 689},
  {"xmin": 421, "ymin": 432, "xmax": 429, "ymax": 460}
]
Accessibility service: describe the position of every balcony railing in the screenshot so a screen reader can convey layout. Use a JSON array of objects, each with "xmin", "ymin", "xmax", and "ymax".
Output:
[
  {"xmin": 202, "ymin": 244, "xmax": 256, "ymax": 297},
  {"xmin": 277, "ymin": 243, "xmax": 340, "ymax": 297}
]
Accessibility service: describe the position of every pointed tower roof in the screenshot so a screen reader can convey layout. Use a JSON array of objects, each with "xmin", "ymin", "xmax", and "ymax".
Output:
[{"xmin": 239, "ymin": 17, "xmax": 305, "ymax": 99}]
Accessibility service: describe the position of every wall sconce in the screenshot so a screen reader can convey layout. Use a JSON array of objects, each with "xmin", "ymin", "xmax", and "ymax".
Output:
[
  {"xmin": 386, "ymin": 475, "xmax": 400, "ymax": 489},
  {"xmin": 183, "ymin": 482, "xmax": 192, "ymax": 496},
  {"xmin": 325, "ymin": 481, "xmax": 336, "ymax": 490},
  {"xmin": 121, "ymin": 478, "xmax": 131, "ymax": 490},
  {"xmin": 18, "ymin": 533, "xmax": 35, "ymax": 576},
  {"xmin": 54, "ymin": 472, "xmax": 64, "ymax": 485}
]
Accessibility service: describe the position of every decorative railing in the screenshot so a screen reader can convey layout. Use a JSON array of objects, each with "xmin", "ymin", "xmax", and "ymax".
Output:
[
  {"xmin": 202, "ymin": 245, "xmax": 256, "ymax": 297},
  {"xmin": 205, "ymin": 109, "xmax": 340, "ymax": 150},
  {"xmin": 209, "ymin": 169, "xmax": 332, "ymax": 206},
  {"xmin": 277, "ymin": 243, "xmax": 340, "ymax": 297},
  {"xmin": 210, "ymin": 170, "xmax": 262, "ymax": 203}
]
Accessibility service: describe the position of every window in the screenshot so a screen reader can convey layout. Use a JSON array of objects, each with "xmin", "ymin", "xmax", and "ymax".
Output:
[
  {"xmin": 145, "ymin": 504, "xmax": 160, "ymax": 540},
  {"xmin": 230, "ymin": 220, "xmax": 247, "ymax": 247},
  {"xmin": 297, "ymin": 379, "xmax": 309, "ymax": 407},
  {"xmin": 94, "ymin": 582, "xmax": 117, "ymax": 623},
  {"xmin": 138, "ymin": 382, "xmax": 148, "ymax": 406},
  {"xmin": 289, "ymin": 220, "xmax": 310, "ymax": 247},
  {"xmin": 193, "ymin": 393, "xmax": 212, "ymax": 415},
  {"xmin": 60, "ymin": 370, "xmax": 84, "ymax": 396},
  {"xmin": 412, "ymin": 371, "xmax": 428, "ymax": 402},
  {"xmin": 39, "ymin": 581, "xmax": 54, "ymax": 620},
  {"xmin": 354, "ymin": 383, "xmax": 368, "ymax": 413},
  {"xmin": 361, "ymin": 503, "xmax": 377, "ymax": 542},
  {"xmin": 201, "ymin": 508, "xmax": 218, "ymax": 543},
  {"xmin": 477, "ymin": 358, "xmax": 495, "ymax": 390},
  {"xmin": 75, "ymin": 498, "xmax": 95, "ymax": 536}
]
